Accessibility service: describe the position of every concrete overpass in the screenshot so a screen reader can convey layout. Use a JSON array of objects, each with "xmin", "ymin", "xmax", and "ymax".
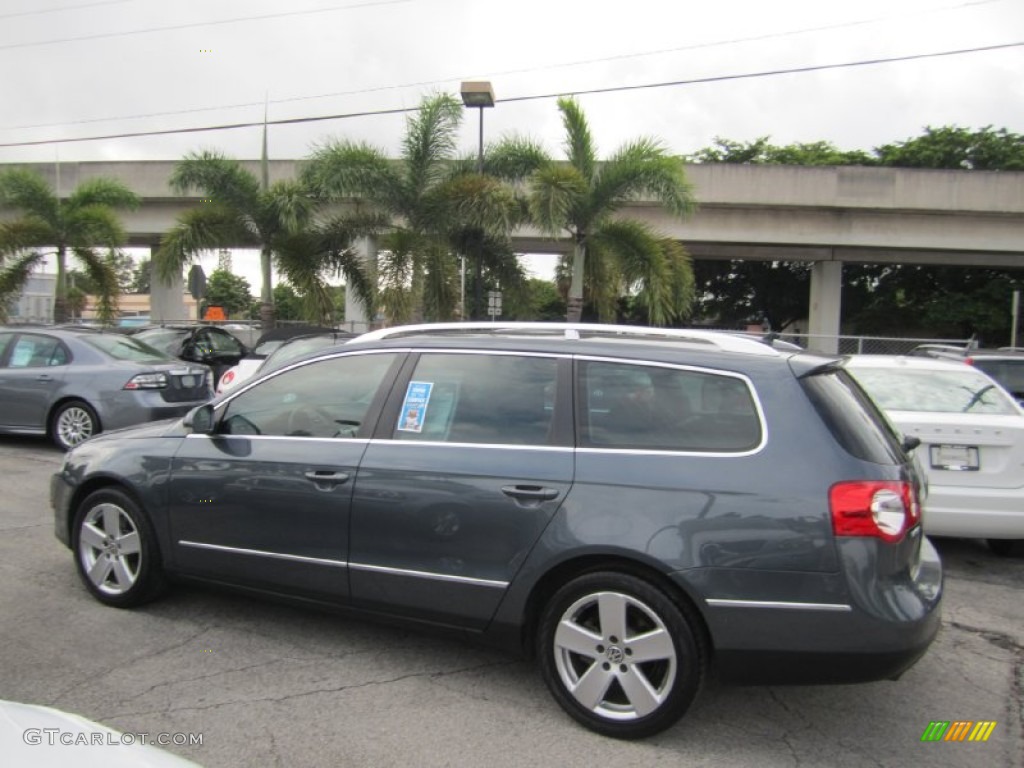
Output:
[{"xmin": 4, "ymin": 160, "xmax": 1024, "ymax": 348}]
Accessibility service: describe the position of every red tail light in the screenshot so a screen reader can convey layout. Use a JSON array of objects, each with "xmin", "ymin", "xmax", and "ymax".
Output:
[{"xmin": 830, "ymin": 481, "xmax": 920, "ymax": 543}]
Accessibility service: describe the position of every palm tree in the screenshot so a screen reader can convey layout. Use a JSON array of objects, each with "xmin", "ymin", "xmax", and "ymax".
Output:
[
  {"xmin": 530, "ymin": 97, "xmax": 698, "ymax": 324},
  {"xmin": 0, "ymin": 169, "xmax": 139, "ymax": 323},
  {"xmin": 156, "ymin": 151, "xmax": 372, "ymax": 326}
]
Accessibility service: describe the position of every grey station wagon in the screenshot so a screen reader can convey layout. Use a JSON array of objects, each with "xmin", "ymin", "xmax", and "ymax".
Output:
[{"xmin": 51, "ymin": 323, "xmax": 942, "ymax": 738}]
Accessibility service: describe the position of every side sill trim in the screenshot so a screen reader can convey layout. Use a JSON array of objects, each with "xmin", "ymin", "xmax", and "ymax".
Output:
[
  {"xmin": 705, "ymin": 598, "xmax": 852, "ymax": 612},
  {"xmin": 348, "ymin": 562, "xmax": 509, "ymax": 589},
  {"xmin": 179, "ymin": 540, "xmax": 348, "ymax": 568}
]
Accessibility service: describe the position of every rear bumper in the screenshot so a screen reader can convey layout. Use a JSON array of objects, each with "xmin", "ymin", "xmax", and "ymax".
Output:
[
  {"xmin": 684, "ymin": 535, "xmax": 943, "ymax": 685},
  {"xmin": 95, "ymin": 391, "xmax": 206, "ymax": 432},
  {"xmin": 923, "ymin": 485, "xmax": 1024, "ymax": 539}
]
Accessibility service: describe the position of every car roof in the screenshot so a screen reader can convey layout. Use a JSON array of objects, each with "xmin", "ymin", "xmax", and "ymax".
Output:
[{"xmin": 255, "ymin": 325, "xmax": 341, "ymax": 345}]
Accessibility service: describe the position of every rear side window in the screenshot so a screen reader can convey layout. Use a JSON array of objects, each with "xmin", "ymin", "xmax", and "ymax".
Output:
[
  {"xmin": 801, "ymin": 369, "xmax": 904, "ymax": 465},
  {"xmin": 392, "ymin": 353, "xmax": 558, "ymax": 445},
  {"xmin": 7, "ymin": 334, "xmax": 68, "ymax": 368},
  {"xmin": 578, "ymin": 360, "xmax": 762, "ymax": 452}
]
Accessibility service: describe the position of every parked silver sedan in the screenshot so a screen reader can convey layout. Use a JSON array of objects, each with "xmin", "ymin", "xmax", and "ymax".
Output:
[{"xmin": 0, "ymin": 326, "xmax": 212, "ymax": 450}]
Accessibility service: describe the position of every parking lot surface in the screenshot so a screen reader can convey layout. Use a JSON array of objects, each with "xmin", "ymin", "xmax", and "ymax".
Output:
[{"xmin": 0, "ymin": 436, "xmax": 1021, "ymax": 767}]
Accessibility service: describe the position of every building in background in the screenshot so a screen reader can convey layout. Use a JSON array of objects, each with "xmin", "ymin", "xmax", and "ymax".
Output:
[{"xmin": 6, "ymin": 273, "xmax": 56, "ymax": 324}]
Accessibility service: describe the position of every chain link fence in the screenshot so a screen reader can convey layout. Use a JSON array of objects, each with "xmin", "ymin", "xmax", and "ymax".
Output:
[{"xmin": 775, "ymin": 333, "xmax": 973, "ymax": 355}]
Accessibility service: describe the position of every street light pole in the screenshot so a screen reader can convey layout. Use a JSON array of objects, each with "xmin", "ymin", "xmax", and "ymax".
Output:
[{"xmin": 460, "ymin": 81, "xmax": 495, "ymax": 321}]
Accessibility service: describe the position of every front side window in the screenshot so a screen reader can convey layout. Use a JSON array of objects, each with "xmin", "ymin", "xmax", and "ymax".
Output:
[
  {"xmin": 219, "ymin": 352, "xmax": 397, "ymax": 438},
  {"xmin": 7, "ymin": 334, "xmax": 68, "ymax": 368},
  {"xmin": 393, "ymin": 353, "xmax": 558, "ymax": 445},
  {"xmin": 578, "ymin": 360, "xmax": 762, "ymax": 452}
]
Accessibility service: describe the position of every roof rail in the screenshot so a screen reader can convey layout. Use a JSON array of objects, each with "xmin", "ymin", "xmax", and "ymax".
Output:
[{"xmin": 353, "ymin": 322, "xmax": 783, "ymax": 356}]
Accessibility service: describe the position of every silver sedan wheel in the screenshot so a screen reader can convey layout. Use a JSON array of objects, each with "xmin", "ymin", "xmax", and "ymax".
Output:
[
  {"xmin": 56, "ymin": 405, "xmax": 95, "ymax": 448},
  {"xmin": 553, "ymin": 590, "xmax": 678, "ymax": 721},
  {"xmin": 77, "ymin": 503, "xmax": 142, "ymax": 596}
]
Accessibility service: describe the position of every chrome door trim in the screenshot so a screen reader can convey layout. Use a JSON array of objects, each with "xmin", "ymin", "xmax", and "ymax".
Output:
[
  {"xmin": 705, "ymin": 598, "xmax": 852, "ymax": 612},
  {"xmin": 348, "ymin": 561, "xmax": 509, "ymax": 588},
  {"xmin": 179, "ymin": 540, "xmax": 348, "ymax": 568}
]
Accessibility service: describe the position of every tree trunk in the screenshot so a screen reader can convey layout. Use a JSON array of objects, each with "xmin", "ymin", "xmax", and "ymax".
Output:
[
  {"xmin": 259, "ymin": 246, "xmax": 275, "ymax": 329},
  {"xmin": 565, "ymin": 235, "xmax": 586, "ymax": 323},
  {"xmin": 53, "ymin": 244, "xmax": 69, "ymax": 324}
]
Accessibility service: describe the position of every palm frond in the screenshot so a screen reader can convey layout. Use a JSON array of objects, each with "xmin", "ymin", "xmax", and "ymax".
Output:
[
  {"xmin": 590, "ymin": 219, "xmax": 677, "ymax": 325},
  {"xmin": 72, "ymin": 246, "xmax": 120, "ymax": 324},
  {"xmin": 558, "ymin": 97, "xmax": 596, "ymax": 183},
  {"xmin": 529, "ymin": 165, "xmax": 586, "ymax": 235},
  {"xmin": 0, "ymin": 250, "xmax": 46, "ymax": 322},
  {"xmin": 155, "ymin": 205, "xmax": 250, "ymax": 282},
  {"xmin": 301, "ymin": 140, "xmax": 402, "ymax": 209},
  {"xmin": 484, "ymin": 136, "xmax": 551, "ymax": 182},
  {"xmin": 66, "ymin": 177, "xmax": 139, "ymax": 211},
  {"xmin": 433, "ymin": 175, "xmax": 521, "ymax": 235},
  {"xmin": 62, "ymin": 204, "xmax": 126, "ymax": 249},
  {"xmin": 403, "ymin": 93, "xmax": 462, "ymax": 201},
  {"xmin": 169, "ymin": 150, "xmax": 261, "ymax": 213},
  {"xmin": 592, "ymin": 140, "xmax": 696, "ymax": 219},
  {"xmin": 0, "ymin": 217, "xmax": 56, "ymax": 261},
  {"xmin": 0, "ymin": 169, "xmax": 59, "ymax": 224},
  {"xmin": 262, "ymin": 179, "xmax": 314, "ymax": 236}
]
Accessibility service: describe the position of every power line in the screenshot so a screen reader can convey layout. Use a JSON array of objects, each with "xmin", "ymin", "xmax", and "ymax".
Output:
[
  {"xmin": 0, "ymin": 0, "xmax": 1003, "ymax": 132},
  {"xmin": 0, "ymin": 0, "xmax": 415, "ymax": 51},
  {"xmin": 0, "ymin": 0, "xmax": 134, "ymax": 20},
  {"xmin": 0, "ymin": 41, "xmax": 1019, "ymax": 149}
]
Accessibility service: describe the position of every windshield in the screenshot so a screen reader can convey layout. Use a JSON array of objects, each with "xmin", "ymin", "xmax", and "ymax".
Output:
[
  {"xmin": 81, "ymin": 333, "xmax": 173, "ymax": 363},
  {"xmin": 850, "ymin": 366, "xmax": 1019, "ymax": 415}
]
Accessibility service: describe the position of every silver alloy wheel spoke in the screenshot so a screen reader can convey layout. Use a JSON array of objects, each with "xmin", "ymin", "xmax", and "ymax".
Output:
[
  {"xmin": 59, "ymin": 406, "xmax": 93, "ymax": 447},
  {"xmin": 571, "ymin": 661, "xmax": 616, "ymax": 711},
  {"xmin": 597, "ymin": 592, "xmax": 629, "ymax": 642},
  {"xmin": 617, "ymin": 665, "xmax": 662, "ymax": 717},
  {"xmin": 553, "ymin": 589, "xmax": 678, "ymax": 721},
  {"xmin": 78, "ymin": 503, "xmax": 140, "ymax": 595},
  {"xmin": 627, "ymin": 627, "xmax": 674, "ymax": 664},
  {"xmin": 554, "ymin": 619, "xmax": 602, "ymax": 657}
]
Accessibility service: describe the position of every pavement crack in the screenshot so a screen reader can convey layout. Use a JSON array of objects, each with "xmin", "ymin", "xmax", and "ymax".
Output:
[{"xmin": 947, "ymin": 620, "xmax": 1024, "ymax": 654}]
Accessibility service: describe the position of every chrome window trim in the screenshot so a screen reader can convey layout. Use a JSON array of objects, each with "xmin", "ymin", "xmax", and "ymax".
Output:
[
  {"xmin": 705, "ymin": 598, "xmax": 852, "ymax": 612},
  {"xmin": 576, "ymin": 446, "xmax": 763, "ymax": 458},
  {"xmin": 184, "ymin": 433, "xmax": 371, "ymax": 444},
  {"xmin": 348, "ymin": 562, "xmax": 509, "ymax": 588},
  {"xmin": 179, "ymin": 540, "xmax": 348, "ymax": 568},
  {"xmin": 370, "ymin": 439, "xmax": 572, "ymax": 452}
]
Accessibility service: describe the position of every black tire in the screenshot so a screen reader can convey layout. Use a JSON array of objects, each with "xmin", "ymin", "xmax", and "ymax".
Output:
[
  {"xmin": 71, "ymin": 488, "xmax": 168, "ymax": 608},
  {"xmin": 987, "ymin": 539, "xmax": 1024, "ymax": 557},
  {"xmin": 537, "ymin": 571, "xmax": 706, "ymax": 739},
  {"xmin": 50, "ymin": 399, "xmax": 99, "ymax": 451}
]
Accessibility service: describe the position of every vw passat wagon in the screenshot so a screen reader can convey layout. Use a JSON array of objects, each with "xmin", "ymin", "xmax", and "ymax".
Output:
[{"xmin": 52, "ymin": 323, "xmax": 942, "ymax": 738}]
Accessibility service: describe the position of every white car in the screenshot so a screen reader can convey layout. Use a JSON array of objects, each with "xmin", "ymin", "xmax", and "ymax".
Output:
[{"xmin": 846, "ymin": 355, "xmax": 1024, "ymax": 556}]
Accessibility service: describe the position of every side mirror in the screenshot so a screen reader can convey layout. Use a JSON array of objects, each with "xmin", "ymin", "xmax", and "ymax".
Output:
[
  {"xmin": 184, "ymin": 404, "xmax": 216, "ymax": 434},
  {"xmin": 901, "ymin": 435, "xmax": 921, "ymax": 454}
]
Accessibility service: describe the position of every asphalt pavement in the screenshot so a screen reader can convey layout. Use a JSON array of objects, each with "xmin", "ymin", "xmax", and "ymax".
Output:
[{"xmin": 0, "ymin": 435, "xmax": 1020, "ymax": 768}]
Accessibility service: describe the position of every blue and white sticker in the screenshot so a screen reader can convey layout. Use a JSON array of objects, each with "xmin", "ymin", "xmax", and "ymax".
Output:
[{"xmin": 397, "ymin": 381, "xmax": 433, "ymax": 432}]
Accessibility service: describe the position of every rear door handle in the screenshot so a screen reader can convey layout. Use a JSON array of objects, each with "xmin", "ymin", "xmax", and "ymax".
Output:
[
  {"xmin": 501, "ymin": 485, "xmax": 560, "ymax": 501},
  {"xmin": 36, "ymin": 374, "xmax": 53, "ymax": 382},
  {"xmin": 303, "ymin": 470, "xmax": 350, "ymax": 491}
]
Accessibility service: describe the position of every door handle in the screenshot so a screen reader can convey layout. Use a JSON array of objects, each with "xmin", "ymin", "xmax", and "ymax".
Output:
[
  {"xmin": 501, "ymin": 485, "xmax": 559, "ymax": 501},
  {"xmin": 36, "ymin": 374, "xmax": 53, "ymax": 382},
  {"xmin": 304, "ymin": 470, "xmax": 350, "ymax": 487}
]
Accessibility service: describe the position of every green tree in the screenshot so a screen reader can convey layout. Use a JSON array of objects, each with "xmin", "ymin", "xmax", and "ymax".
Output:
[
  {"xmin": 529, "ymin": 97, "xmax": 697, "ymax": 324},
  {"xmin": 0, "ymin": 169, "xmax": 139, "ymax": 323},
  {"xmin": 131, "ymin": 259, "xmax": 151, "ymax": 294},
  {"xmin": 157, "ymin": 151, "xmax": 372, "ymax": 327},
  {"xmin": 688, "ymin": 136, "xmax": 874, "ymax": 166},
  {"xmin": 204, "ymin": 269, "xmax": 254, "ymax": 317},
  {"xmin": 304, "ymin": 93, "xmax": 538, "ymax": 324},
  {"xmin": 875, "ymin": 126, "xmax": 1024, "ymax": 171}
]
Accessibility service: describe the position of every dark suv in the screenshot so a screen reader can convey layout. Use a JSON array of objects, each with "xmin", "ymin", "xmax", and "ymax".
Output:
[{"xmin": 51, "ymin": 323, "xmax": 942, "ymax": 738}]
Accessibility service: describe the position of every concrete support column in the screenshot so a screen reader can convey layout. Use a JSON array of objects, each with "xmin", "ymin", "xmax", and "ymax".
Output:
[
  {"xmin": 148, "ymin": 247, "xmax": 188, "ymax": 323},
  {"xmin": 345, "ymin": 236, "xmax": 377, "ymax": 333},
  {"xmin": 808, "ymin": 259, "xmax": 843, "ymax": 354}
]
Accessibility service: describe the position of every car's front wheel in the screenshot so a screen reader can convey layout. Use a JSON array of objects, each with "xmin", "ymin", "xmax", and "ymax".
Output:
[
  {"xmin": 537, "ymin": 571, "xmax": 706, "ymax": 739},
  {"xmin": 51, "ymin": 400, "xmax": 99, "ymax": 451},
  {"xmin": 71, "ymin": 489, "xmax": 167, "ymax": 608}
]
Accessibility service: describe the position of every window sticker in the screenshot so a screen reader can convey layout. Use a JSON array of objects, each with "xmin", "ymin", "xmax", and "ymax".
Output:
[{"xmin": 397, "ymin": 381, "xmax": 433, "ymax": 432}]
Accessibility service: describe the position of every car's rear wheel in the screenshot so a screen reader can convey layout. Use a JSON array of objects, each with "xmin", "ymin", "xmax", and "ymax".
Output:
[
  {"xmin": 51, "ymin": 400, "xmax": 99, "ymax": 451},
  {"xmin": 537, "ymin": 571, "xmax": 705, "ymax": 739},
  {"xmin": 71, "ymin": 489, "xmax": 167, "ymax": 607},
  {"xmin": 987, "ymin": 538, "xmax": 1024, "ymax": 557}
]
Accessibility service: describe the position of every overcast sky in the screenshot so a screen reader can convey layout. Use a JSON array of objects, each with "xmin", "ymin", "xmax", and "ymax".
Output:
[{"xmin": 1, "ymin": 0, "xmax": 1022, "ymax": 167}]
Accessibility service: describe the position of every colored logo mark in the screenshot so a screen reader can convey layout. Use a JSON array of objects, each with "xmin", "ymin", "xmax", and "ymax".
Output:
[{"xmin": 921, "ymin": 721, "xmax": 997, "ymax": 742}]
